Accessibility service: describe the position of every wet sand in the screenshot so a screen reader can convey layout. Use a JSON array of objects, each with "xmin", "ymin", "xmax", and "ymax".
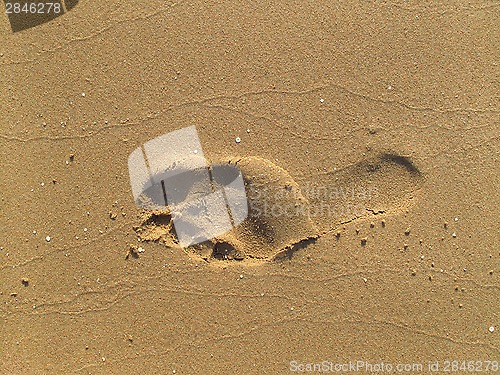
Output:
[{"xmin": 0, "ymin": 1, "xmax": 498, "ymax": 373}]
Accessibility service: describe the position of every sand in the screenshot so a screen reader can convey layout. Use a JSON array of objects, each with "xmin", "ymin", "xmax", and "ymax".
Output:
[{"xmin": 0, "ymin": 0, "xmax": 498, "ymax": 374}]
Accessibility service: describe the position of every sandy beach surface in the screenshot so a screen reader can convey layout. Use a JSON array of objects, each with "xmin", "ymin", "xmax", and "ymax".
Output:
[{"xmin": 0, "ymin": 1, "xmax": 498, "ymax": 374}]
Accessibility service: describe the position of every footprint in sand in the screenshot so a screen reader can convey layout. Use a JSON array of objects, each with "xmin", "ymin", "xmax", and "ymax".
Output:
[
  {"xmin": 301, "ymin": 152, "xmax": 424, "ymax": 233},
  {"xmin": 133, "ymin": 152, "xmax": 423, "ymax": 266}
]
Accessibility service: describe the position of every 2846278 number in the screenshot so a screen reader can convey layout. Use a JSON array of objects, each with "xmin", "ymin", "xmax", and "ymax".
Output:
[
  {"xmin": 443, "ymin": 360, "xmax": 499, "ymax": 372},
  {"xmin": 5, "ymin": 2, "xmax": 61, "ymax": 14}
]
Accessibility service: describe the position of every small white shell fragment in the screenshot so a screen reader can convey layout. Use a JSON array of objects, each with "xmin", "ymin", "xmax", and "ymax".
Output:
[
  {"xmin": 320, "ymin": 98, "xmax": 324, "ymax": 103},
  {"xmin": 235, "ymin": 137, "xmax": 241, "ymax": 143},
  {"xmin": 137, "ymin": 247, "xmax": 145, "ymax": 253},
  {"xmin": 489, "ymin": 326, "xmax": 495, "ymax": 333},
  {"xmin": 452, "ymin": 232, "xmax": 457, "ymax": 238},
  {"xmin": 45, "ymin": 236, "xmax": 51, "ymax": 242}
]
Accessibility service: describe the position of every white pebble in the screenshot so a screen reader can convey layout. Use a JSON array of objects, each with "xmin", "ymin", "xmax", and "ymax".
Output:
[
  {"xmin": 239, "ymin": 274, "xmax": 243, "ymax": 279},
  {"xmin": 137, "ymin": 247, "xmax": 145, "ymax": 253},
  {"xmin": 489, "ymin": 326, "xmax": 495, "ymax": 333},
  {"xmin": 454, "ymin": 217, "xmax": 459, "ymax": 221},
  {"xmin": 82, "ymin": 93, "xmax": 86, "ymax": 97},
  {"xmin": 41, "ymin": 182, "xmax": 45, "ymax": 187},
  {"xmin": 452, "ymin": 232, "xmax": 457, "ymax": 238},
  {"xmin": 45, "ymin": 236, "xmax": 51, "ymax": 242},
  {"xmin": 320, "ymin": 98, "xmax": 325, "ymax": 103},
  {"xmin": 235, "ymin": 137, "xmax": 241, "ymax": 143},
  {"xmin": 83, "ymin": 228, "xmax": 88, "ymax": 232}
]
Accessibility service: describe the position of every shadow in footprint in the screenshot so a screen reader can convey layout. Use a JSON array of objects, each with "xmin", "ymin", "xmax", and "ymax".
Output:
[
  {"xmin": 272, "ymin": 236, "xmax": 319, "ymax": 262},
  {"xmin": 4, "ymin": 0, "xmax": 78, "ymax": 33}
]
